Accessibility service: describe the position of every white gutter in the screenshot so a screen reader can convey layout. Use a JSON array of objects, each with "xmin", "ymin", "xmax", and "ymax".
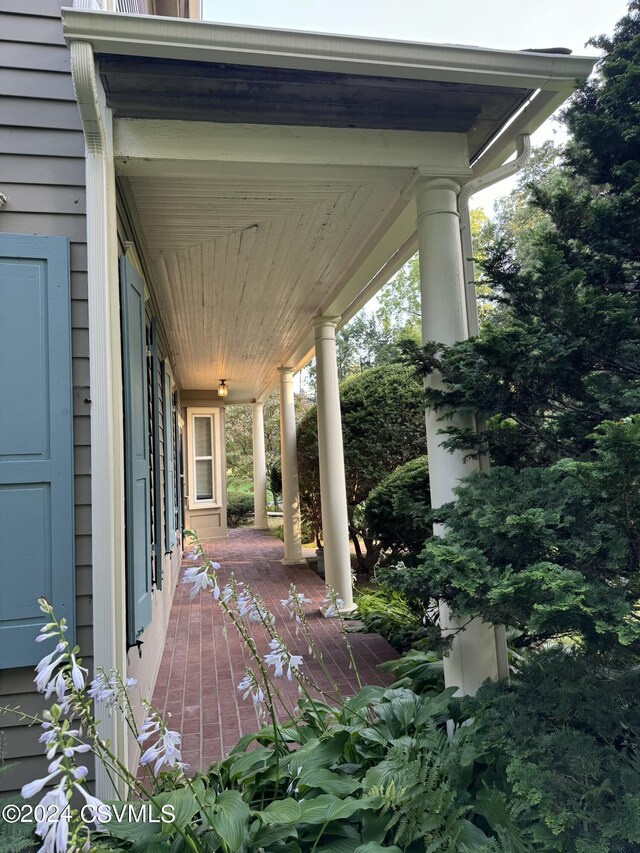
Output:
[{"xmin": 62, "ymin": 9, "xmax": 595, "ymax": 90}]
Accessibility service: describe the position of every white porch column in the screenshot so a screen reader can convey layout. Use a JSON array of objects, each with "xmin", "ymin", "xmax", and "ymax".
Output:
[
  {"xmin": 251, "ymin": 402, "xmax": 269, "ymax": 529},
  {"xmin": 278, "ymin": 367, "xmax": 303, "ymax": 563},
  {"xmin": 415, "ymin": 177, "xmax": 504, "ymax": 695},
  {"xmin": 313, "ymin": 317, "xmax": 354, "ymax": 611}
]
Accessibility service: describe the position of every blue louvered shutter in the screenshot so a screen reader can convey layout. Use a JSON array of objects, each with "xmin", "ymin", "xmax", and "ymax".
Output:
[
  {"xmin": 0, "ymin": 234, "xmax": 75, "ymax": 667},
  {"xmin": 149, "ymin": 317, "xmax": 163, "ymax": 589},
  {"xmin": 163, "ymin": 364, "xmax": 176, "ymax": 552},
  {"xmin": 120, "ymin": 256, "xmax": 152, "ymax": 646},
  {"xmin": 175, "ymin": 391, "xmax": 183, "ymax": 533}
]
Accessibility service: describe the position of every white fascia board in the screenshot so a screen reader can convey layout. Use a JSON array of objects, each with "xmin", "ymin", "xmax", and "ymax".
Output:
[
  {"xmin": 62, "ymin": 8, "xmax": 595, "ymax": 91},
  {"xmin": 114, "ymin": 120, "xmax": 472, "ymax": 174}
]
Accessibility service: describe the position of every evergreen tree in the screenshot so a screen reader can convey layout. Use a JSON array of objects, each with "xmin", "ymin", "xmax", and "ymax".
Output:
[
  {"xmin": 387, "ymin": 2, "xmax": 640, "ymax": 662},
  {"xmin": 405, "ymin": 2, "xmax": 640, "ymax": 469}
]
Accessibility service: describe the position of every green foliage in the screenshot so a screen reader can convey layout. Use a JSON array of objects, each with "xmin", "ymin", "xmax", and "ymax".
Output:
[
  {"xmin": 468, "ymin": 650, "xmax": 640, "ymax": 852},
  {"xmin": 200, "ymin": 685, "xmax": 514, "ymax": 852},
  {"xmin": 364, "ymin": 456, "xmax": 430, "ymax": 564},
  {"xmin": 381, "ymin": 418, "xmax": 640, "ymax": 657},
  {"xmin": 354, "ymin": 586, "xmax": 430, "ymax": 652},
  {"xmin": 297, "ymin": 364, "xmax": 427, "ymax": 568},
  {"xmin": 0, "ymin": 764, "xmax": 35, "ymax": 852},
  {"xmin": 377, "ymin": 649, "xmax": 445, "ymax": 696},
  {"xmin": 226, "ymin": 491, "xmax": 255, "ymax": 527},
  {"xmin": 404, "ymin": 5, "xmax": 640, "ymax": 470}
]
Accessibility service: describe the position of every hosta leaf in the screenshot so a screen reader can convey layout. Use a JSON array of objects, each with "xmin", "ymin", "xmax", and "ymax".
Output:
[
  {"xmin": 259, "ymin": 798, "xmax": 302, "ymax": 825},
  {"xmin": 153, "ymin": 788, "xmax": 199, "ymax": 831},
  {"xmin": 457, "ymin": 818, "xmax": 490, "ymax": 852},
  {"xmin": 299, "ymin": 768, "xmax": 362, "ymax": 796},
  {"xmin": 207, "ymin": 790, "xmax": 250, "ymax": 852}
]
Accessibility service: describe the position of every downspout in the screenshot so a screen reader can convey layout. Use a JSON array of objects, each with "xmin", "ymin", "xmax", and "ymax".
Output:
[
  {"xmin": 456, "ymin": 134, "xmax": 532, "ymax": 681},
  {"xmin": 458, "ymin": 133, "xmax": 532, "ymax": 339},
  {"xmin": 70, "ymin": 36, "xmax": 128, "ymax": 796}
]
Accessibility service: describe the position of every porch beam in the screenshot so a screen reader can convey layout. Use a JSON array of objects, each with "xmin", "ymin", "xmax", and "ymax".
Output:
[
  {"xmin": 313, "ymin": 317, "xmax": 354, "ymax": 611},
  {"xmin": 414, "ymin": 176, "xmax": 506, "ymax": 695},
  {"xmin": 113, "ymin": 120, "xmax": 471, "ymax": 174},
  {"xmin": 278, "ymin": 367, "xmax": 303, "ymax": 564},
  {"xmin": 251, "ymin": 402, "xmax": 269, "ymax": 530}
]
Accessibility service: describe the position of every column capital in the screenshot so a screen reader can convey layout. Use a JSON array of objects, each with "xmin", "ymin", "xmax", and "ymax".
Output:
[
  {"xmin": 277, "ymin": 366, "xmax": 295, "ymax": 376},
  {"xmin": 251, "ymin": 400, "xmax": 264, "ymax": 410},
  {"xmin": 412, "ymin": 175, "xmax": 461, "ymax": 196},
  {"xmin": 312, "ymin": 315, "xmax": 341, "ymax": 330}
]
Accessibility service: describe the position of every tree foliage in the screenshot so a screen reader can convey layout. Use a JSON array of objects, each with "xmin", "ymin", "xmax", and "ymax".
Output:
[
  {"xmin": 469, "ymin": 650, "xmax": 640, "ymax": 852},
  {"xmin": 405, "ymin": 4, "xmax": 640, "ymax": 470},
  {"xmin": 388, "ymin": 3, "xmax": 640, "ymax": 667},
  {"xmin": 297, "ymin": 363, "xmax": 427, "ymax": 567},
  {"xmin": 363, "ymin": 456, "xmax": 430, "ymax": 564},
  {"xmin": 381, "ymin": 418, "xmax": 640, "ymax": 656}
]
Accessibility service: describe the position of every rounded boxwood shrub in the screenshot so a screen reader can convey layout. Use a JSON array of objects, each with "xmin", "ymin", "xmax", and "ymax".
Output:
[
  {"xmin": 227, "ymin": 492, "xmax": 255, "ymax": 527},
  {"xmin": 364, "ymin": 455, "xmax": 430, "ymax": 563}
]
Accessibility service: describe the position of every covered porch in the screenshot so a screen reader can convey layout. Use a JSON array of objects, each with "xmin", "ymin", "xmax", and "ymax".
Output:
[{"xmin": 62, "ymin": 6, "xmax": 593, "ymax": 793}]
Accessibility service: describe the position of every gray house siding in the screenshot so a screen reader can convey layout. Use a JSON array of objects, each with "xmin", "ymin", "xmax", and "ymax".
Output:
[{"xmin": 0, "ymin": 0, "xmax": 92, "ymax": 794}]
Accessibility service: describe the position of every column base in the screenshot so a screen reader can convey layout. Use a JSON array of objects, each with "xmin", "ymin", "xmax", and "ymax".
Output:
[
  {"xmin": 320, "ymin": 602, "xmax": 357, "ymax": 618},
  {"xmin": 281, "ymin": 558, "xmax": 305, "ymax": 566}
]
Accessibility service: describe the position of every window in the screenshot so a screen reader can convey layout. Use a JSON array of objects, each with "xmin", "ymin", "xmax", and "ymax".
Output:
[{"xmin": 187, "ymin": 408, "xmax": 221, "ymax": 508}]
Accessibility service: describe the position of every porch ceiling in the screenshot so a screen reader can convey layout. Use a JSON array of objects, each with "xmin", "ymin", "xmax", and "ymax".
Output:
[
  {"xmin": 120, "ymin": 164, "xmax": 413, "ymax": 400},
  {"xmin": 62, "ymin": 8, "xmax": 595, "ymax": 403}
]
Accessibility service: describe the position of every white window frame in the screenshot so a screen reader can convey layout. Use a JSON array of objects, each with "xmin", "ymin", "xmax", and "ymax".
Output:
[{"xmin": 186, "ymin": 407, "xmax": 222, "ymax": 509}]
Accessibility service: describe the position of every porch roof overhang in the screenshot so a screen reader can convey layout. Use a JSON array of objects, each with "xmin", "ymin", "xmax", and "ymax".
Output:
[{"xmin": 63, "ymin": 9, "xmax": 595, "ymax": 402}]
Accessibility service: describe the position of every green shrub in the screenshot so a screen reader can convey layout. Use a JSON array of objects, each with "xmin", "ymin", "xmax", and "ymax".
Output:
[
  {"xmin": 354, "ymin": 586, "xmax": 437, "ymax": 652},
  {"xmin": 297, "ymin": 363, "xmax": 427, "ymax": 568},
  {"xmin": 468, "ymin": 650, "xmax": 640, "ymax": 852},
  {"xmin": 381, "ymin": 418, "xmax": 640, "ymax": 659},
  {"xmin": 364, "ymin": 456, "xmax": 430, "ymax": 564},
  {"xmin": 226, "ymin": 491, "xmax": 255, "ymax": 527}
]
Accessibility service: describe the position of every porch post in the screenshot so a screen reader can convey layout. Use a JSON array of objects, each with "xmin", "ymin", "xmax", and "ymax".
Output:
[
  {"xmin": 313, "ymin": 317, "xmax": 354, "ymax": 610},
  {"xmin": 278, "ymin": 367, "xmax": 303, "ymax": 563},
  {"xmin": 251, "ymin": 402, "xmax": 269, "ymax": 529},
  {"xmin": 414, "ymin": 177, "xmax": 503, "ymax": 695}
]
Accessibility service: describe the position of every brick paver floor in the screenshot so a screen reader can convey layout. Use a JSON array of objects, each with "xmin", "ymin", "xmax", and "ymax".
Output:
[{"xmin": 150, "ymin": 528, "xmax": 398, "ymax": 771}]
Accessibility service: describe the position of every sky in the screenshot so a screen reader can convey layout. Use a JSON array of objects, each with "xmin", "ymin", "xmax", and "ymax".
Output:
[{"xmin": 201, "ymin": 0, "xmax": 630, "ymax": 212}]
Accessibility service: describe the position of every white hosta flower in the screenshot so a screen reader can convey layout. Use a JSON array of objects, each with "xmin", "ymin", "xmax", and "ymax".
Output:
[
  {"xmin": 137, "ymin": 711, "xmax": 187, "ymax": 775},
  {"xmin": 137, "ymin": 715, "xmax": 161, "ymax": 743},
  {"xmin": 88, "ymin": 671, "xmax": 117, "ymax": 705},
  {"xmin": 21, "ymin": 768, "xmax": 63, "ymax": 800},
  {"xmin": 70, "ymin": 654, "xmax": 88, "ymax": 691},
  {"xmin": 321, "ymin": 594, "xmax": 345, "ymax": 619},
  {"xmin": 281, "ymin": 591, "xmax": 313, "ymax": 622},
  {"xmin": 264, "ymin": 638, "xmax": 304, "ymax": 680},
  {"xmin": 237, "ymin": 670, "xmax": 265, "ymax": 706},
  {"xmin": 182, "ymin": 565, "xmax": 214, "ymax": 599},
  {"xmin": 34, "ymin": 654, "xmax": 67, "ymax": 694},
  {"xmin": 33, "ymin": 783, "xmax": 68, "ymax": 852}
]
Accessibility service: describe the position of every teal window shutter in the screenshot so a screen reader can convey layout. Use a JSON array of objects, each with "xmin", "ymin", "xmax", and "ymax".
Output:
[
  {"xmin": 163, "ymin": 363, "xmax": 176, "ymax": 552},
  {"xmin": 0, "ymin": 234, "xmax": 75, "ymax": 668},
  {"xmin": 149, "ymin": 317, "xmax": 162, "ymax": 589},
  {"xmin": 174, "ymin": 390, "xmax": 183, "ymax": 533},
  {"xmin": 120, "ymin": 256, "xmax": 152, "ymax": 646}
]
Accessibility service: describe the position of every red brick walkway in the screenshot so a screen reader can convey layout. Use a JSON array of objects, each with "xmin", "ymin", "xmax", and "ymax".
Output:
[{"xmin": 150, "ymin": 529, "xmax": 398, "ymax": 771}]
